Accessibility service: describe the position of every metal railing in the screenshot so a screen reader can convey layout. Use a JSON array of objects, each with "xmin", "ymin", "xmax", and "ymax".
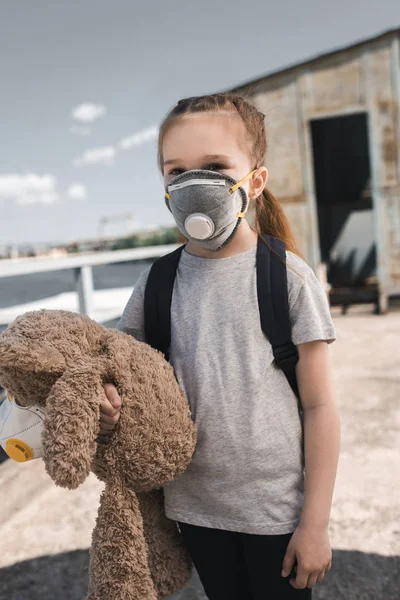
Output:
[{"xmin": 0, "ymin": 244, "xmax": 179, "ymax": 316}]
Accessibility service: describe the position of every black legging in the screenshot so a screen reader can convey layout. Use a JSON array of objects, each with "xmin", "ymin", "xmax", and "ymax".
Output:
[{"xmin": 178, "ymin": 522, "xmax": 312, "ymax": 600}]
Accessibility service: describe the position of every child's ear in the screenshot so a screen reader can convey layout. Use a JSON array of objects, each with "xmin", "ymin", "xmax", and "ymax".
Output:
[
  {"xmin": 0, "ymin": 338, "xmax": 66, "ymax": 373},
  {"xmin": 249, "ymin": 167, "xmax": 268, "ymax": 200}
]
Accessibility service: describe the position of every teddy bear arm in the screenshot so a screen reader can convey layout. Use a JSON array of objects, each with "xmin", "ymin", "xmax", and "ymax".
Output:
[{"xmin": 42, "ymin": 365, "xmax": 104, "ymax": 490}]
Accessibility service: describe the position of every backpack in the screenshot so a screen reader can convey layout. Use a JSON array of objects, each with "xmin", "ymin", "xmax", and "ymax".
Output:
[{"xmin": 144, "ymin": 234, "xmax": 304, "ymax": 427}]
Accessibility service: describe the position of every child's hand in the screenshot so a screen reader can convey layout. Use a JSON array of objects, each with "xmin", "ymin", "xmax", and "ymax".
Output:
[
  {"xmin": 99, "ymin": 384, "xmax": 122, "ymax": 434},
  {"xmin": 281, "ymin": 524, "xmax": 332, "ymax": 589}
]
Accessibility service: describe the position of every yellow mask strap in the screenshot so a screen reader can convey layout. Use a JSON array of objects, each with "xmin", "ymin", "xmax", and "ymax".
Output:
[
  {"xmin": 228, "ymin": 169, "xmax": 257, "ymax": 194},
  {"xmin": 165, "ymin": 191, "xmax": 171, "ymax": 201}
]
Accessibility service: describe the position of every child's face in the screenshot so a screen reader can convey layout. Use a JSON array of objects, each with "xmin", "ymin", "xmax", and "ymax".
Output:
[{"xmin": 162, "ymin": 112, "xmax": 256, "ymax": 197}]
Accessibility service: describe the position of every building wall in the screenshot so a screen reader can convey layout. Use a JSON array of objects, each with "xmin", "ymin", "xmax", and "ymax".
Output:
[{"xmin": 241, "ymin": 31, "xmax": 400, "ymax": 300}]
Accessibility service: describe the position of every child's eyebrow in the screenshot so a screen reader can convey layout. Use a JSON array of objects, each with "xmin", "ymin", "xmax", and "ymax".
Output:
[
  {"xmin": 163, "ymin": 154, "xmax": 232, "ymax": 166},
  {"xmin": 202, "ymin": 154, "xmax": 232, "ymax": 162}
]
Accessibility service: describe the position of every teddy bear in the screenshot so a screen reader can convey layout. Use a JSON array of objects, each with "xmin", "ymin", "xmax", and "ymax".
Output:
[{"xmin": 0, "ymin": 309, "xmax": 197, "ymax": 600}]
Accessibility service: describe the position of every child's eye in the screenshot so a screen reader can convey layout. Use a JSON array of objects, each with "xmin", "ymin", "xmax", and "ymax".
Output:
[
  {"xmin": 169, "ymin": 168, "xmax": 185, "ymax": 176},
  {"xmin": 168, "ymin": 163, "xmax": 228, "ymax": 177},
  {"xmin": 205, "ymin": 163, "xmax": 227, "ymax": 172}
]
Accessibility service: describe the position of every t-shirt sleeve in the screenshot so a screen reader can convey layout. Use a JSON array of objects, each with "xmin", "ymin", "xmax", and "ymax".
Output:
[
  {"xmin": 116, "ymin": 266, "xmax": 151, "ymax": 342},
  {"xmin": 288, "ymin": 265, "xmax": 337, "ymax": 346}
]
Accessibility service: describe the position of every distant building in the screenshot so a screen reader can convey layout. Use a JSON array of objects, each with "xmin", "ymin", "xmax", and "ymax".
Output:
[{"xmin": 230, "ymin": 28, "xmax": 400, "ymax": 312}]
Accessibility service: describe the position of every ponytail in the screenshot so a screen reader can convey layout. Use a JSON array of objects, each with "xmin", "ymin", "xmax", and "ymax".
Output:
[{"xmin": 255, "ymin": 188, "xmax": 303, "ymax": 258}]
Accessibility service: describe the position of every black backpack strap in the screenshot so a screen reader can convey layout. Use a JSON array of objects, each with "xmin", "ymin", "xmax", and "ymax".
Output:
[
  {"xmin": 256, "ymin": 235, "xmax": 302, "ymax": 415},
  {"xmin": 144, "ymin": 245, "xmax": 185, "ymax": 360}
]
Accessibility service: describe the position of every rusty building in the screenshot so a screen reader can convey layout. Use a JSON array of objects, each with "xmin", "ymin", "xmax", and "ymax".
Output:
[{"xmin": 232, "ymin": 28, "xmax": 400, "ymax": 313}]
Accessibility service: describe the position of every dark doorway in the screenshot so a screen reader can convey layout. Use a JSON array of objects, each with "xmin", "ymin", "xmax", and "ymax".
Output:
[{"xmin": 311, "ymin": 113, "xmax": 376, "ymax": 290}]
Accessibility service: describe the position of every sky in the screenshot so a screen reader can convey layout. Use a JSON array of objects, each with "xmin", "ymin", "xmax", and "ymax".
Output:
[{"xmin": 1, "ymin": 0, "xmax": 399, "ymax": 245}]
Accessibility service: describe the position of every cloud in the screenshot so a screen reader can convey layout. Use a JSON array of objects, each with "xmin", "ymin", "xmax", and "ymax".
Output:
[
  {"xmin": 120, "ymin": 125, "xmax": 158, "ymax": 150},
  {"xmin": 71, "ymin": 124, "xmax": 157, "ymax": 170},
  {"xmin": 0, "ymin": 173, "xmax": 59, "ymax": 205},
  {"xmin": 71, "ymin": 125, "xmax": 91, "ymax": 136},
  {"xmin": 67, "ymin": 183, "xmax": 87, "ymax": 200},
  {"xmin": 72, "ymin": 103, "xmax": 106, "ymax": 123},
  {"xmin": 73, "ymin": 146, "xmax": 117, "ymax": 167}
]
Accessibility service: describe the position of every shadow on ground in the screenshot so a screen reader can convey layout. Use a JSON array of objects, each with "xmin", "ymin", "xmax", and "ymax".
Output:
[{"xmin": 0, "ymin": 548, "xmax": 398, "ymax": 600}]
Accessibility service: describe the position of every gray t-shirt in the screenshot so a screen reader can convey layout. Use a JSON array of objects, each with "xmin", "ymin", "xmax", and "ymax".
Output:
[{"xmin": 118, "ymin": 246, "xmax": 336, "ymax": 535}]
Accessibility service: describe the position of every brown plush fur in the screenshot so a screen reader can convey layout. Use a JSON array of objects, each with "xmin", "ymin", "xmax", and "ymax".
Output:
[{"xmin": 0, "ymin": 309, "xmax": 197, "ymax": 599}]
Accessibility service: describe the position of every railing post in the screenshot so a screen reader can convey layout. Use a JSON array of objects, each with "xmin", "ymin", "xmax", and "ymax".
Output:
[{"xmin": 75, "ymin": 265, "xmax": 94, "ymax": 316}]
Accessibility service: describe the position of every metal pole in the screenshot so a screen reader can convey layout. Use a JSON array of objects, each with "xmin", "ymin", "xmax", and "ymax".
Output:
[{"xmin": 75, "ymin": 265, "xmax": 94, "ymax": 316}]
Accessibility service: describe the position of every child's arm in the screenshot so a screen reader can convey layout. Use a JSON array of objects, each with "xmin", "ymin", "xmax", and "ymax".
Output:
[
  {"xmin": 281, "ymin": 339, "xmax": 340, "ymax": 589},
  {"xmin": 282, "ymin": 258, "xmax": 340, "ymax": 589},
  {"xmin": 297, "ymin": 339, "xmax": 340, "ymax": 530},
  {"xmin": 286, "ymin": 262, "xmax": 340, "ymax": 532}
]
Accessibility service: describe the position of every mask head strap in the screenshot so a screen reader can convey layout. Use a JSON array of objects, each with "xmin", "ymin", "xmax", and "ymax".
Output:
[
  {"xmin": 231, "ymin": 169, "xmax": 258, "ymax": 219},
  {"xmin": 228, "ymin": 169, "xmax": 257, "ymax": 195}
]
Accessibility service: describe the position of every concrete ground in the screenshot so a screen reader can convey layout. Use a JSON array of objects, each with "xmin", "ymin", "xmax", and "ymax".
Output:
[{"xmin": 0, "ymin": 308, "xmax": 399, "ymax": 599}]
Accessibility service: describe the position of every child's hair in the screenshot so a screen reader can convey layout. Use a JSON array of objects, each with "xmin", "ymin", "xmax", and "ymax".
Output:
[{"xmin": 157, "ymin": 93, "xmax": 302, "ymax": 258}]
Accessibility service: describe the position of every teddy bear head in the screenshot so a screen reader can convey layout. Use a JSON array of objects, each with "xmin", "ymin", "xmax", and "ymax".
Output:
[
  {"xmin": 0, "ymin": 309, "xmax": 107, "ymax": 406},
  {"xmin": 0, "ymin": 309, "xmax": 196, "ymax": 494}
]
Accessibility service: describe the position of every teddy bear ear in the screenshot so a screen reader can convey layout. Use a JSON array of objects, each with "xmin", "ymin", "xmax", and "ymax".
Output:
[{"xmin": 0, "ymin": 338, "xmax": 66, "ymax": 373}]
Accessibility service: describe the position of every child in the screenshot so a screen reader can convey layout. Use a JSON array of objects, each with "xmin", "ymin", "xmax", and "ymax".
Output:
[{"xmin": 99, "ymin": 93, "xmax": 340, "ymax": 599}]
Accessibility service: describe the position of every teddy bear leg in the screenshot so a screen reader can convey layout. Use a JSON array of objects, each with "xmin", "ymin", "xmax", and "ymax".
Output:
[
  {"xmin": 137, "ymin": 489, "xmax": 193, "ymax": 598},
  {"xmin": 85, "ymin": 479, "xmax": 158, "ymax": 600}
]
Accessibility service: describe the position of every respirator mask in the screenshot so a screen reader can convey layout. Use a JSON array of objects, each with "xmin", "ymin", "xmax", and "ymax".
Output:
[
  {"xmin": 0, "ymin": 391, "xmax": 44, "ymax": 462},
  {"xmin": 165, "ymin": 169, "xmax": 256, "ymax": 251}
]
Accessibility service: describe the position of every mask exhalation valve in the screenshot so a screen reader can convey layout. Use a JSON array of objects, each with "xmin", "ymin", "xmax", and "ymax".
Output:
[{"xmin": 184, "ymin": 213, "xmax": 215, "ymax": 240}]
